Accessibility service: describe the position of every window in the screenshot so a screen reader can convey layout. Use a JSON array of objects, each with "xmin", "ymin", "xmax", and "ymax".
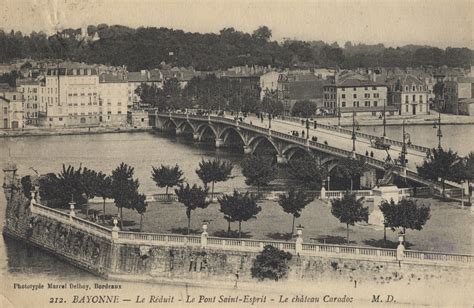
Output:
[
  {"xmin": 405, "ymin": 95, "xmax": 409, "ymax": 103},
  {"xmin": 353, "ymin": 88, "xmax": 356, "ymax": 91},
  {"xmin": 405, "ymin": 86, "xmax": 409, "ymax": 91},
  {"xmin": 412, "ymin": 86, "xmax": 416, "ymax": 91},
  {"xmin": 374, "ymin": 93, "xmax": 379, "ymax": 98},
  {"xmin": 374, "ymin": 101, "xmax": 378, "ymax": 107},
  {"xmin": 354, "ymin": 101, "xmax": 359, "ymax": 107},
  {"xmin": 3, "ymin": 107, "xmax": 7, "ymax": 114},
  {"xmin": 364, "ymin": 93, "xmax": 370, "ymax": 98},
  {"xmin": 341, "ymin": 88, "xmax": 345, "ymax": 91},
  {"xmin": 341, "ymin": 101, "xmax": 346, "ymax": 107},
  {"xmin": 364, "ymin": 101, "xmax": 370, "ymax": 107},
  {"xmin": 419, "ymin": 104, "xmax": 423, "ymax": 112},
  {"xmin": 118, "ymin": 111, "xmax": 122, "ymax": 114},
  {"xmin": 372, "ymin": 87, "xmax": 377, "ymax": 90},
  {"xmin": 419, "ymin": 95, "xmax": 423, "ymax": 103},
  {"xmin": 412, "ymin": 95, "xmax": 416, "ymax": 102},
  {"xmin": 364, "ymin": 87, "xmax": 368, "ymax": 90},
  {"xmin": 59, "ymin": 117, "xmax": 63, "ymax": 121},
  {"xmin": 353, "ymin": 94, "xmax": 357, "ymax": 98},
  {"xmin": 341, "ymin": 94, "xmax": 345, "ymax": 99},
  {"xmin": 406, "ymin": 105, "xmax": 409, "ymax": 113}
]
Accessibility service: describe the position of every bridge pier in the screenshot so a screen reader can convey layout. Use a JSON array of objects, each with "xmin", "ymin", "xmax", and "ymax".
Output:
[
  {"xmin": 243, "ymin": 145, "xmax": 252, "ymax": 155},
  {"xmin": 193, "ymin": 132, "xmax": 200, "ymax": 141},
  {"xmin": 276, "ymin": 154, "xmax": 288, "ymax": 165},
  {"xmin": 215, "ymin": 138, "xmax": 225, "ymax": 148},
  {"xmin": 175, "ymin": 127, "xmax": 185, "ymax": 136}
]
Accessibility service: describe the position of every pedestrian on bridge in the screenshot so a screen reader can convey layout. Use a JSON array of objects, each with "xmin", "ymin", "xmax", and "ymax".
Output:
[
  {"xmin": 365, "ymin": 150, "xmax": 369, "ymax": 156},
  {"xmin": 370, "ymin": 151, "xmax": 374, "ymax": 158},
  {"xmin": 302, "ymin": 130, "xmax": 305, "ymax": 138}
]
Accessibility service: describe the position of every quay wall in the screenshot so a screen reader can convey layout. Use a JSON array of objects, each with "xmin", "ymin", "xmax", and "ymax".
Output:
[{"xmin": 3, "ymin": 172, "xmax": 472, "ymax": 288}]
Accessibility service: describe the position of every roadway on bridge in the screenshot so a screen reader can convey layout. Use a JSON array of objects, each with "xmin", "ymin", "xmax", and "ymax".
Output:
[{"xmin": 232, "ymin": 115, "xmax": 427, "ymax": 171}]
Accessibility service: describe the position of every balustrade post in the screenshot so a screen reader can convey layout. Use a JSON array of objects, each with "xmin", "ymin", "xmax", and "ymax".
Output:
[
  {"xmin": 69, "ymin": 199, "xmax": 76, "ymax": 220},
  {"xmin": 295, "ymin": 225, "xmax": 304, "ymax": 254},
  {"xmin": 201, "ymin": 221, "xmax": 208, "ymax": 248},
  {"xmin": 30, "ymin": 191, "xmax": 36, "ymax": 207},
  {"xmin": 111, "ymin": 217, "xmax": 120, "ymax": 240}
]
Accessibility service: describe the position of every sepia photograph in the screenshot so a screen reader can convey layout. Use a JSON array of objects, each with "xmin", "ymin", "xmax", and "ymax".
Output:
[{"xmin": 0, "ymin": 0, "xmax": 473, "ymax": 307}]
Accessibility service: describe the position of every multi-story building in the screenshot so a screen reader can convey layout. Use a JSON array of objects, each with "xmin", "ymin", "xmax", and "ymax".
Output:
[
  {"xmin": 443, "ymin": 77, "xmax": 474, "ymax": 114},
  {"xmin": 387, "ymin": 75, "xmax": 430, "ymax": 115},
  {"xmin": 38, "ymin": 66, "xmax": 101, "ymax": 127},
  {"xmin": 277, "ymin": 73, "xmax": 326, "ymax": 113},
  {"xmin": 259, "ymin": 71, "xmax": 281, "ymax": 100},
  {"xmin": 98, "ymin": 73, "xmax": 128, "ymax": 125},
  {"xmin": 323, "ymin": 78, "xmax": 391, "ymax": 116},
  {"xmin": 17, "ymin": 79, "xmax": 41, "ymax": 125},
  {"xmin": 0, "ymin": 87, "xmax": 24, "ymax": 129},
  {"xmin": 127, "ymin": 70, "xmax": 163, "ymax": 107}
]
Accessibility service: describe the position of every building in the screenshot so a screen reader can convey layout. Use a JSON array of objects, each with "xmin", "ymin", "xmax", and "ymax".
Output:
[
  {"xmin": 443, "ymin": 77, "xmax": 474, "ymax": 114},
  {"xmin": 259, "ymin": 71, "xmax": 281, "ymax": 100},
  {"xmin": 277, "ymin": 73, "xmax": 326, "ymax": 113},
  {"xmin": 127, "ymin": 70, "xmax": 163, "ymax": 107},
  {"xmin": 0, "ymin": 87, "xmax": 24, "ymax": 129},
  {"xmin": 323, "ymin": 78, "xmax": 390, "ymax": 116},
  {"xmin": 98, "ymin": 73, "xmax": 128, "ymax": 126},
  {"xmin": 17, "ymin": 79, "xmax": 41, "ymax": 125},
  {"xmin": 38, "ymin": 66, "xmax": 102, "ymax": 127},
  {"xmin": 387, "ymin": 75, "xmax": 430, "ymax": 115},
  {"xmin": 458, "ymin": 98, "xmax": 474, "ymax": 115}
]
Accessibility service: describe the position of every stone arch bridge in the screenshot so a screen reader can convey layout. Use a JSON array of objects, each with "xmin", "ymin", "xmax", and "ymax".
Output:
[{"xmin": 153, "ymin": 112, "xmax": 435, "ymax": 189}]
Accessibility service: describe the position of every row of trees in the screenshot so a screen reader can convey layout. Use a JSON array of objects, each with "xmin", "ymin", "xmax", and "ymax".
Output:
[
  {"xmin": 418, "ymin": 149, "xmax": 474, "ymax": 202},
  {"xmin": 32, "ymin": 163, "xmax": 147, "ymax": 230},
  {"xmin": 2, "ymin": 26, "xmax": 472, "ymax": 70},
  {"xmin": 135, "ymin": 75, "xmax": 284, "ymax": 115}
]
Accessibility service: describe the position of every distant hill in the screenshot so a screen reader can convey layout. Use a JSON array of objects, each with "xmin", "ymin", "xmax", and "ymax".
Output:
[{"xmin": 0, "ymin": 25, "xmax": 472, "ymax": 71}]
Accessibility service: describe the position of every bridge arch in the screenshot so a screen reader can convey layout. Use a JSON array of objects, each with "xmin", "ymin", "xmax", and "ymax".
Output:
[
  {"xmin": 162, "ymin": 118, "xmax": 178, "ymax": 130},
  {"xmin": 196, "ymin": 123, "xmax": 218, "ymax": 140},
  {"xmin": 282, "ymin": 144, "xmax": 314, "ymax": 161},
  {"xmin": 219, "ymin": 126, "xmax": 247, "ymax": 145},
  {"xmin": 248, "ymin": 135, "xmax": 280, "ymax": 155},
  {"xmin": 177, "ymin": 120, "xmax": 197, "ymax": 133}
]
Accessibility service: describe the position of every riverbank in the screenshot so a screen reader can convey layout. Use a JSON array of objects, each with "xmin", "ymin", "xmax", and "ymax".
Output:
[{"xmin": 0, "ymin": 125, "xmax": 152, "ymax": 138}]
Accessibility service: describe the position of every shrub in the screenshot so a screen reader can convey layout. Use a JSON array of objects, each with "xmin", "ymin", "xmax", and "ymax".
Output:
[{"xmin": 251, "ymin": 245, "xmax": 292, "ymax": 281}]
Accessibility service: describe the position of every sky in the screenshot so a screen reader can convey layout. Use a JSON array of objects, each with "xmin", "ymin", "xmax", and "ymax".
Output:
[{"xmin": 0, "ymin": 0, "xmax": 472, "ymax": 49}]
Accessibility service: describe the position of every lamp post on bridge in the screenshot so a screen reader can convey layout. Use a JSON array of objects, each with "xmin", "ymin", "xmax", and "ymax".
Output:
[
  {"xmin": 400, "ymin": 120, "xmax": 408, "ymax": 167},
  {"xmin": 383, "ymin": 98, "xmax": 387, "ymax": 138},
  {"xmin": 352, "ymin": 109, "xmax": 356, "ymax": 153},
  {"xmin": 306, "ymin": 119, "xmax": 309, "ymax": 139}
]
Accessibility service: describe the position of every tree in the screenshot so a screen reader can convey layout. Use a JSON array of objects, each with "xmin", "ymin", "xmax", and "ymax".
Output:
[
  {"xmin": 95, "ymin": 172, "xmax": 112, "ymax": 223},
  {"xmin": 278, "ymin": 188, "xmax": 314, "ymax": 236},
  {"xmin": 241, "ymin": 155, "xmax": 275, "ymax": 193},
  {"xmin": 417, "ymin": 148, "xmax": 463, "ymax": 197},
  {"xmin": 291, "ymin": 100, "xmax": 317, "ymax": 118},
  {"xmin": 338, "ymin": 156, "xmax": 367, "ymax": 192},
  {"xmin": 80, "ymin": 167, "xmax": 100, "ymax": 217},
  {"xmin": 218, "ymin": 190, "xmax": 261, "ymax": 238},
  {"xmin": 175, "ymin": 183, "xmax": 210, "ymax": 234},
  {"xmin": 287, "ymin": 158, "xmax": 327, "ymax": 189},
  {"xmin": 195, "ymin": 159, "xmax": 233, "ymax": 199},
  {"xmin": 151, "ymin": 164, "xmax": 184, "ymax": 196},
  {"xmin": 252, "ymin": 26, "xmax": 272, "ymax": 42},
  {"xmin": 251, "ymin": 245, "xmax": 292, "ymax": 281},
  {"xmin": 331, "ymin": 192, "xmax": 369, "ymax": 244},
  {"xmin": 111, "ymin": 163, "xmax": 140, "ymax": 229},
  {"xmin": 380, "ymin": 198, "xmax": 431, "ymax": 243},
  {"xmin": 260, "ymin": 90, "xmax": 284, "ymax": 116},
  {"xmin": 133, "ymin": 192, "xmax": 148, "ymax": 232}
]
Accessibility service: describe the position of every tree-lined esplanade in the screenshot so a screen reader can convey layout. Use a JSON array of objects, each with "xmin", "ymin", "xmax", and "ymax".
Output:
[{"xmin": 1, "ymin": 25, "xmax": 472, "ymax": 70}]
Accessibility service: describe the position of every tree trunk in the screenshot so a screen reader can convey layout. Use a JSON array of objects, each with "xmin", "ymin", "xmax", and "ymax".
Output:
[
  {"xmin": 227, "ymin": 220, "xmax": 231, "ymax": 233},
  {"xmin": 211, "ymin": 182, "xmax": 215, "ymax": 200},
  {"xmin": 238, "ymin": 221, "xmax": 242, "ymax": 238},
  {"xmin": 467, "ymin": 180, "xmax": 471, "ymax": 205},
  {"xmin": 442, "ymin": 179, "xmax": 446, "ymax": 199},
  {"xmin": 120, "ymin": 207, "xmax": 123, "ymax": 229},
  {"xmin": 140, "ymin": 214, "xmax": 143, "ymax": 232},
  {"xmin": 291, "ymin": 215, "xmax": 296, "ymax": 237},
  {"xmin": 383, "ymin": 225, "xmax": 386, "ymax": 246},
  {"xmin": 346, "ymin": 223, "xmax": 350, "ymax": 244},
  {"xmin": 102, "ymin": 198, "xmax": 106, "ymax": 223},
  {"xmin": 187, "ymin": 213, "xmax": 191, "ymax": 235}
]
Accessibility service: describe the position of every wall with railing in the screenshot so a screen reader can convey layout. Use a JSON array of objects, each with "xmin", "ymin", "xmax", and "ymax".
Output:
[{"xmin": 29, "ymin": 201, "xmax": 474, "ymax": 267}]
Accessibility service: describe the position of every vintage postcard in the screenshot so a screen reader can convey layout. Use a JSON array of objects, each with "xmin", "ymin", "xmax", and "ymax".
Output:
[{"xmin": 0, "ymin": 0, "xmax": 473, "ymax": 307}]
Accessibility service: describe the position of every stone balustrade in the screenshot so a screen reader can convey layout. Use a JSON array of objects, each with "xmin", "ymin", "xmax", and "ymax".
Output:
[{"xmin": 29, "ymin": 201, "xmax": 474, "ymax": 267}]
